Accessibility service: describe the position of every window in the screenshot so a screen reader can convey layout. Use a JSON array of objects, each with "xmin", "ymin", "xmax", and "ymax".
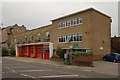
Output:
[
  {"xmin": 77, "ymin": 18, "xmax": 79, "ymax": 24},
  {"xmin": 37, "ymin": 33, "xmax": 41, "ymax": 42},
  {"xmin": 65, "ymin": 21, "xmax": 68, "ymax": 27},
  {"xmin": 68, "ymin": 20, "xmax": 71, "ymax": 27},
  {"xmin": 63, "ymin": 22, "xmax": 65, "ymax": 27},
  {"xmin": 58, "ymin": 36, "xmax": 62, "ymax": 42},
  {"xmin": 78, "ymin": 17, "xmax": 82, "ymax": 24},
  {"xmin": 70, "ymin": 35, "xmax": 73, "ymax": 42},
  {"xmin": 58, "ymin": 33, "xmax": 83, "ymax": 43},
  {"xmin": 18, "ymin": 36, "xmax": 21, "ymax": 44},
  {"xmin": 30, "ymin": 35, "xmax": 33, "ymax": 43},
  {"xmin": 60, "ymin": 36, "xmax": 63, "ymax": 42},
  {"xmin": 58, "ymin": 17, "xmax": 83, "ymax": 29},
  {"xmin": 73, "ymin": 19, "xmax": 77, "ymax": 25},
  {"xmin": 73, "ymin": 34, "xmax": 77, "ymax": 42},
  {"xmin": 58, "ymin": 35, "xmax": 67, "ymax": 43},
  {"xmin": 63, "ymin": 35, "xmax": 66, "ymax": 42},
  {"xmin": 46, "ymin": 32, "xmax": 50, "ymax": 41},
  {"xmin": 61, "ymin": 22, "xmax": 63, "ymax": 28},
  {"xmin": 71, "ymin": 20, "xmax": 74, "ymax": 26},
  {"xmin": 66, "ymin": 35, "xmax": 71, "ymax": 42},
  {"xmin": 77, "ymin": 33, "xmax": 82, "ymax": 41},
  {"xmin": 24, "ymin": 36, "xmax": 27, "ymax": 43}
]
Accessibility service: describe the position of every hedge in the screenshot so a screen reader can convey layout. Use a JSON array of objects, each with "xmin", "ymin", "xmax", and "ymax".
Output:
[
  {"xmin": 2, "ymin": 48, "xmax": 9, "ymax": 56},
  {"xmin": 8, "ymin": 48, "xmax": 16, "ymax": 56}
]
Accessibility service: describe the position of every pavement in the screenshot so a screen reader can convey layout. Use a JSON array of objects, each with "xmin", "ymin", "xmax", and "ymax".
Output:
[
  {"xmin": 2, "ymin": 56, "xmax": 119, "ymax": 76},
  {"xmin": 0, "ymin": 57, "xmax": 2, "ymax": 79}
]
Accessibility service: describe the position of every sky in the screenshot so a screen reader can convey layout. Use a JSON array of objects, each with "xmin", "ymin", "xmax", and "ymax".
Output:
[{"xmin": 1, "ymin": 0, "xmax": 119, "ymax": 37}]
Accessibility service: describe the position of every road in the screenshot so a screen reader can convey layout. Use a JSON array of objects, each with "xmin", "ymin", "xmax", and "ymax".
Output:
[{"xmin": 2, "ymin": 57, "xmax": 118, "ymax": 80}]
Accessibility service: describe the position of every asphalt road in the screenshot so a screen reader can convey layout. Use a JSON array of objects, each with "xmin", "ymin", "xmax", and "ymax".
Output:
[{"xmin": 2, "ymin": 58, "xmax": 118, "ymax": 80}]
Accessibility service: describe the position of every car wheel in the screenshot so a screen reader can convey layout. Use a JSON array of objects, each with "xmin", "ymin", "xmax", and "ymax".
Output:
[{"xmin": 113, "ymin": 60, "xmax": 117, "ymax": 63}]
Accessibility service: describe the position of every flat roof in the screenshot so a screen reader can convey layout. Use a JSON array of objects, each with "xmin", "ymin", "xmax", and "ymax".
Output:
[
  {"xmin": 51, "ymin": 8, "xmax": 111, "ymax": 21},
  {"xmin": 62, "ymin": 48, "xmax": 90, "ymax": 50},
  {"xmin": 16, "ymin": 42, "xmax": 52, "ymax": 46},
  {"xmin": 29, "ymin": 24, "xmax": 52, "ymax": 31}
]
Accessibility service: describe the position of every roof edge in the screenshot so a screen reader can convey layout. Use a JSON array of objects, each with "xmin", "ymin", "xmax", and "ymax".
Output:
[{"xmin": 51, "ymin": 8, "xmax": 111, "ymax": 21}]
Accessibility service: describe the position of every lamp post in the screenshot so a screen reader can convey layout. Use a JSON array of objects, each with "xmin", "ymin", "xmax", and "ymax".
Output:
[{"xmin": 66, "ymin": 36, "xmax": 72, "ymax": 65}]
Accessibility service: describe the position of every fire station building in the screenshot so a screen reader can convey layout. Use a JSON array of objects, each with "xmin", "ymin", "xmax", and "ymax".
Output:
[{"xmin": 14, "ymin": 8, "xmax": 112, "ymax": 60}]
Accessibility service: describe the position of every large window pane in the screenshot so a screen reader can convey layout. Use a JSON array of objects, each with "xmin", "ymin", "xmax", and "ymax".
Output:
[
  {"xmin": 24, "ymin": 36, "xmax": 27, "ymax": 43},
  {"xmin": 37, "ymin": 33, "xmax": 41, "ymax": 42},
  {"xmin": 77, "ymin": 33, "xmax": 82, "ymax": 41},
  {"xmin": 70, "ymin": 35, "xmax": 73, "ymax": 42},
  {"xmin": 73, "ymin": 34, "xmax": 77, "ymax": 42},
  {"xmin": 46, "ymin": 32, "xmax": 50, "ymax": 41}
]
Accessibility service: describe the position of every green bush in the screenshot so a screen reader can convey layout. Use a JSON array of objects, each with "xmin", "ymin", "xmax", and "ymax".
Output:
[
  {"xmin": 2, "ymin": 48, "xmax": 9, "ymax": 56},
  {"xmin": 56, "ymin": 46, "xmax": 64, "ymax": 58},
  {"xmin": 8, "ymin": 48, "xmax": 16, "ymax": 56}
]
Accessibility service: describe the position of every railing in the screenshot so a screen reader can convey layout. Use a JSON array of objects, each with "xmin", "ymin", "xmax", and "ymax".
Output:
[{"xmin": 65, "ymin": 52, "xmax": 94, "ymax": 66}]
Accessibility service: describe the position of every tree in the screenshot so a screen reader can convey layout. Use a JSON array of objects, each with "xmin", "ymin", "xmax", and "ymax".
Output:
[{"xmin": 56, "ymin": 46, "xmax": 64, "ymax": 58}]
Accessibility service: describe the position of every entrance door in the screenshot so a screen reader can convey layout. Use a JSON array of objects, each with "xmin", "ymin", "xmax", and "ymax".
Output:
[{"xmin": 43, "ymin": 45, "xmax": 50, "ymax": 60}]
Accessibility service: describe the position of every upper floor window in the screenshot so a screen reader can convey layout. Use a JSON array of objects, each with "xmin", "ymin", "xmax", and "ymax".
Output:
[
  {"xmin": 37, "ymin": 33, "xmax": 41, "ymax": 42},
  {"xmin": 30, "ymin": 35, "xmax": 33, "ymax": 43},
  {"xmin": 46, "ymin": 32, "xmax": 50, "ymax": 42},
  {"xmin": 73, "ymin": 19, "xmax": 77, "ymax": 25},
  {"xmin": 18, "ymin": 36, "xmax": 21, "ymax": 44},
  {"xmin": 24, "ymin": 36, "xmax": 27, "ymax": 43},
  {"xmin": 58, "ymin": 17, "xmax": 83, "ymax": 29}
]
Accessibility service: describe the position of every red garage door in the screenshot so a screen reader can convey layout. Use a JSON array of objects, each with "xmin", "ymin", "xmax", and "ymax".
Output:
[
  {"xmin": 18, "ymin": 47, "xmax": 23, "ymax": 57},
  {"xmin": 23, "ymin": 46, "xmax": 27, "ymax": 57},
  {"xmin": 28, "ymin": 45, "xmax": 35, "ymax": 58},
  {"xmin": 35, "ymin": 45, "xmax": 43, "ymax": 58}
]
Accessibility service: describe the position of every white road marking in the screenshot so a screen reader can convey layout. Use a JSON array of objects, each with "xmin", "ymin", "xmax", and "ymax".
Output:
[
  {"xmin": 18, "ymin": 70, "xmax": 52, "ymax": 72},
  {"xmin": 4, "ymin": 67, "xmax": 10, "ymax": 70},
  {"xmin": 38, "ymin": 75, "xmax": 79, "ymax": 78},
  {"xmin": 12, "ymin": 70, "xmax": 16, "ymax": 73},
  {"xmin": 53, "ymin": 70, "xmax": 74, "ymax": 75},
  {"xmin": 20, "ymin": 74, "xmax": 36, "ymax": 79},
  {"xmin": 4, "ymin": 67, "xmax": 17, "ymax": 73},
  {"xmin": 84, "ymin": 69, "xmax": 91, "ymax": 72},
  {"xmin": 80, "ymin": 75, "xmax": 87, "ymax": 78}
]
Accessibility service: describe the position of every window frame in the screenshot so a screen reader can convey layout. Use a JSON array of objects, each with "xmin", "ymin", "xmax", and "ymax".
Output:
[
  {"xmin": 58, "ymin": 33, "xmax": 83, "ymax": 43},
  {"xmin": 37, "ymin": 33, "xmax": 41, "ymax": 41},
  {"xmin": 58, "ymin": 17, "xmax": 83, "ymax": 29}
]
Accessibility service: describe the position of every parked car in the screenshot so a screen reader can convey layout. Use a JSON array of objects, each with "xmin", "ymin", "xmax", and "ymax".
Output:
[{"xmin": 103, "ymin": 53, "xmax": 120, "ymax": 63}]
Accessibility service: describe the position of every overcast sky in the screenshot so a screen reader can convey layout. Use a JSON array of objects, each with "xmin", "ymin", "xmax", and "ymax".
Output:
[{"xmin": 1, "ymin": 0, "xmax": 119, "ymax": 37}]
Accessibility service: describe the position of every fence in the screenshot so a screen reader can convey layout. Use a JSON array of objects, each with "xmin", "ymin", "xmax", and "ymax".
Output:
[{"xmin": 65, "ymin": 52, "xmax": 93, "ymax": 66}]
